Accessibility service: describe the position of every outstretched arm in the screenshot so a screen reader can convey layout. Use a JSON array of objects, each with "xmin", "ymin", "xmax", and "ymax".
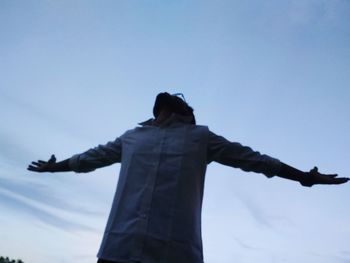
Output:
[
  {"xmin": 207, "ymin": 131, "xmax": 349, "ymax": 187},
  {"xmin": 28, "ymin": 137, "xmax": 122, "ymax": 173},
  {"xmin": 277, "ymin": 163, "xmax": 349, "ymax": 187}
]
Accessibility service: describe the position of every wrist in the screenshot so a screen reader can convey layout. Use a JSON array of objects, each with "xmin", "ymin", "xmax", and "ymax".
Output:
[
  {"xmin": 45, "ymin": 162, "xmax": 59, "ymax": 172},
  {"xmin": 46, "ymin": 165, "xmax": 55, "ymax": 173},
  {"xmin": 299, "ymin": 172, "xmax": 313, "ymax": 187}
]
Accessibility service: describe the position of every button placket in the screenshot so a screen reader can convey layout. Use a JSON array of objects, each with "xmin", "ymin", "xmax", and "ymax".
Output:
[{"xmin": 138, "ymin": 127, "xmax": 166, "ymax": 258}]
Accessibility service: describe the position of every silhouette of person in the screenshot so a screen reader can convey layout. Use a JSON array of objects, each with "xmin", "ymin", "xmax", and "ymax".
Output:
[{"xmin": 28, "ymin": 92, "xmax": 349, "ymax": 263}]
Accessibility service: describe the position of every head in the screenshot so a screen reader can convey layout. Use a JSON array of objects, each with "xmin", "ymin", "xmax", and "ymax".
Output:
[{"xmin": 153, "ymin": 92, "xmax": 196, "ymax": 124}]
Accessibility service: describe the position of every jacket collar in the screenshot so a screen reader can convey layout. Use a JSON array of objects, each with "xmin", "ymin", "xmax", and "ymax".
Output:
[{"xmin": 139, "ymin": 114, "xmax": 193, "ymax": 127}]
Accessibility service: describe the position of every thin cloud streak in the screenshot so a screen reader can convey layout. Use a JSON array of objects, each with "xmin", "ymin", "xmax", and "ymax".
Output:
[
  {"xmin": 0, "ymin": 90, "xmax": 93, "ymax": 142},
  {"xmin": 234, "ymin": 193, "xmax": 272, "ymax": 228},
  {"xmin": 287, "ymin": 0, "xmax": 350, "ymax": 27},
  {"xmin": 0, "ymin": 189, "xmax": 97, "ymax": 233},
  {"xmin": 308, "ymin": 251, "xmax": 350, "ymax": 263},
  {"xmin": 0, "ymin": 132, "xmax": 34, "ymax": 167},
  {"xmin": 234, "ymin": 237, "xmax": 259, "ymax": 251},
  {"xmin": 0, "ymin": 176, "xmax": 104, "ymax": 217}
]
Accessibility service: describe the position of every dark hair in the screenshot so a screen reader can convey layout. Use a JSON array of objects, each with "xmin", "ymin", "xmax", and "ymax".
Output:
[{"xmin": 153, "ymin": 92, "xmax": 196, "ymax": 124}]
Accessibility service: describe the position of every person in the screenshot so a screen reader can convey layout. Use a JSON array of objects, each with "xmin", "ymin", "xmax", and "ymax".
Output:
[{"xmin": 28, "ymin": 92, "xmax": 349, "ymax": 263}]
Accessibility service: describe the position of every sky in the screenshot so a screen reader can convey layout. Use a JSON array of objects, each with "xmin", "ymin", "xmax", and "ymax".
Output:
[{"xmin": 1, "ymin": 0, "xmax": 350, "ymax": 262}]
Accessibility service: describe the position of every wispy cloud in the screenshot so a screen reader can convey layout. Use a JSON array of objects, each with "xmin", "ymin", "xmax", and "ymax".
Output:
[
  {"xmin": 308, "ymin": 251, "xmax": 350, "ymax": 263},
  {"xmin": 0, "ymin": 90, "xmax": 58, "ymax": 127},
  {"xmin": 0, "ymin": 176, "xmax": 104, "ymax": 217},
  {"xmin": 287, "ymin": 0, "xmax": 350, "ymax": 26},
  {"xmin": 0, "ymin": 89, "xmax": 93, "ymax": 143},
  {"xmin": 0, "ymin": 189, "xmax": 97, "ymax": 233},
  {"xmin": 234, "ymin": 237, "xmax": 259, "ymax": 251},
  {"xmin": 234, "ymin": 193, "xmax": 272, "ymax": 228},
  {"xmin": 340, "ymin": 250, "xmax": 350, "ymax": 257},
  {"xmin": 0, "ymin": 131, "xmax": 34, "ymax": 167}
]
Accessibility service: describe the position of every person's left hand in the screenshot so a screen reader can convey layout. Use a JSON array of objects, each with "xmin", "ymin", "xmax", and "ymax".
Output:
[{"xmin": 300, "ymin": 167, "xmax": 349, "ymax": 187}]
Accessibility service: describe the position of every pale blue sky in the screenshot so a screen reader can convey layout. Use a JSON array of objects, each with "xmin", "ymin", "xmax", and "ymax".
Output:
[{"xmin": 1, "ymin": 1, "xmax": 350, "ymax": 263}]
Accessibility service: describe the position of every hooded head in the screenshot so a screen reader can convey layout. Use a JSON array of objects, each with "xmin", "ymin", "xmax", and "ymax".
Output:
[{"xmin": 153, "ymin": 92, "xmax": 196, "ymax": 124}]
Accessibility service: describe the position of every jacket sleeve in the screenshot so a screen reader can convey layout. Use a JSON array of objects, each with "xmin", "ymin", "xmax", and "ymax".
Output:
[
  {"xmin": 207, "ymin": 131, "xmax": 281, "ymax": 178},
  {"xmin": 69, "ymin": 137, "xmax": 122, "ymax": 173}
]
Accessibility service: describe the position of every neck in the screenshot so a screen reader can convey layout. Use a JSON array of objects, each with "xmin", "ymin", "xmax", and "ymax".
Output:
[{"xmin": 155, "ymin": 110, "xmax": 172, "ymax": 125}]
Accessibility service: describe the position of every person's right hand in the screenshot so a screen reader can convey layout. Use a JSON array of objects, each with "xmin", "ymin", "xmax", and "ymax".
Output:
[
  {"xmin": 27, "ymin": 154, "xmax": 57, "ymax": 172},
  {"xmin": 300, "ymin": 166, "xmax": 349, "ymax": 187}
]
